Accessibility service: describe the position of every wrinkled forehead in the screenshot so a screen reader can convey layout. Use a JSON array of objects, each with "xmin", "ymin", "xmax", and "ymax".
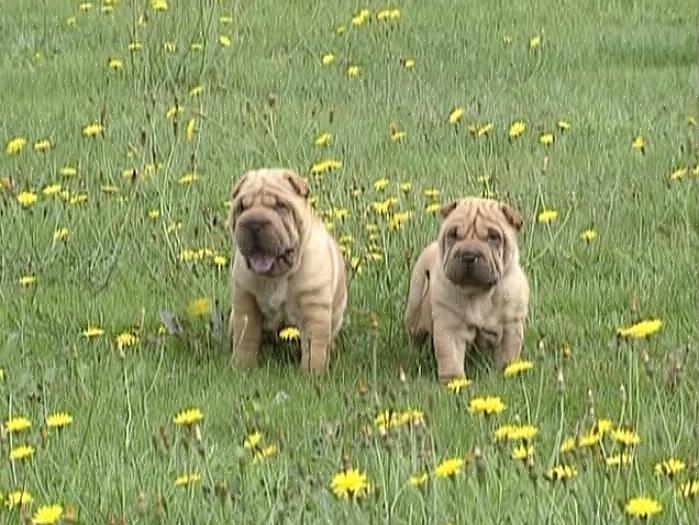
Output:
[{"xmin": 449, "ymin": 201, "xmax": 506, "ymax": 231}]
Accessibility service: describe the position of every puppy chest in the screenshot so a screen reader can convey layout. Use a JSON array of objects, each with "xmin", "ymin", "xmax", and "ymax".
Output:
[{"xmin": 255, "ymin": 282, "xmax": 298, "ymax": 329}]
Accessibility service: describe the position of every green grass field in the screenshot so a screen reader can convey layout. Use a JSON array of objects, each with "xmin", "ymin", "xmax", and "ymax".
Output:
[{"xmin": 1, "ymin": 0, "xmax": 698, "ymax": 522}]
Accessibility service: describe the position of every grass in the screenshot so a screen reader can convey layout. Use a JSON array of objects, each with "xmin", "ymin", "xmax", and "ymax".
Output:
[{"xmin": 1, "ymin": 0, "xmax": 698, "ymax": 522}]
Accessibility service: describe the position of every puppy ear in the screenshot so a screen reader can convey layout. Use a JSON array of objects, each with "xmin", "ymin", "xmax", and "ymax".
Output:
[
  {"xmin": 284, "ymin": 170, "xmax": 309, "ymax": 199},
  {"xmin": 230, "ymin": 173, "xmax": 249, "ymax": 201},
  {"xmin": 501, "ymin": 204, "xmax": 523, "ymax": 231},
  {"xmin": 440, "ymin": 200, "xmax": 459, "ymax": 219}
]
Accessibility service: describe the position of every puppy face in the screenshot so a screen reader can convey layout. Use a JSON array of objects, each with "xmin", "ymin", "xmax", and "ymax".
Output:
[
  {"xmin": 438, "ymin": 197, "xmax": 522, "ymax": 288},
  {"xmin": 228, "ymin": 168, "xmax": 310, "ymax": 277}
]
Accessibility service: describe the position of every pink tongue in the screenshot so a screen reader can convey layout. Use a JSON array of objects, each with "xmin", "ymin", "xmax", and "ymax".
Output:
[{"xmin": 249, "ymin": 254, "xmax": 275, "ymax": 273}]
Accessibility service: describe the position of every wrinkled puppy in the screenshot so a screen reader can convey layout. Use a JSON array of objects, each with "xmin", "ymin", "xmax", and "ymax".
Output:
[
  {"xmin": 228, "ymin": 168, "xmax": 347, "ymax": 373},
  {"xmin": 405, "ymin": 197, "xmax": 529, "ymax": 380}
]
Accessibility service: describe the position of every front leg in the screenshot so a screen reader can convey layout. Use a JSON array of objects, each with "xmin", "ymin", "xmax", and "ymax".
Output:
[
  {"xmin": 229, "ymin": 285, "xmax": 263, "ymax": 369},
  {"xmin": 492, "ymin": 321, "xmax": 524, "ymax": 369},
  {"xmin": 432, "ymin": 313, "xmax": 473, "ymax": 382},
  {"xmin": 298, "ymin": 297, "xmax": 332, "ymax": 373}
]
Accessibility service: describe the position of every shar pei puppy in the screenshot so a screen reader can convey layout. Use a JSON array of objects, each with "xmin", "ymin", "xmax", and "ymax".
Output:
[
  {"xmin": 227, "ymin": 168, "xmax": 347, "ymax": 373},
  {"xmin": 404, "ymin": 197, "xmax": 529, "ymax": 380}
]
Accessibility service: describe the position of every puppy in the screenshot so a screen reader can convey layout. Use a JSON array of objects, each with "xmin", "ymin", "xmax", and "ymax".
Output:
[
  {"xmin": 405, "ymin": 197, "xmax": 529, "ymax": 380},
  {"xmin": 228, "ymin": 168, "xmax": 347, "ymax": 373}
]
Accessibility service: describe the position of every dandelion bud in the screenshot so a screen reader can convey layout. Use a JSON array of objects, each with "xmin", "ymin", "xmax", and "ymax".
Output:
[
  {"xmin": 538, "ymin": 339, "xmax": 545, "ymax": 358},
  {"xmin": 527, "ymin": 454, "xmax": 537, "ymax": 485},
  {"xmin": 641, "ymin": 348, "xmax": 653, "ymax": 376},
  {"xmin": 474, "ymin": 447, "xmax": 485, "ymax": 485},
  {"xmin": 619, "ymin": 384, "xmax": 627, "ymax": 405},
  {"xmin": 556, "ymin": 366, "xmax": 565, "ymax": 396}
]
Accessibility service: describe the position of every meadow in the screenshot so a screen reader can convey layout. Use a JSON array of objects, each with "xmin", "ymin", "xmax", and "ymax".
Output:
[{"xmin": 1, "ymin": 0, "xmax": 698, "ymax": 523}]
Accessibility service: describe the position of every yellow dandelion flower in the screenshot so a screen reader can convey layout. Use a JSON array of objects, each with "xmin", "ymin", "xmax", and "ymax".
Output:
[
  {"xmin": 33, "ymin": 139, "xmax": 51, "ymax": 151},
  {"xmin": 60, "ymin": 166, "xmax": 78, "ymax": 177},
  {"xmin": 403, "ymin": 57, "xmax": 415, "ymax": 69},
  {"xmin": 446, "ymin": 378, "xmax": 475, "ymax": 396},
  {"xmin": 667, "ymin": 167, "xmax": 687, "ymax": 181},
  {"xmin": 187, "ymin": 298, "xmax": 210, "ymax": 317},
  {"xmin": 151, "ymin": 0, "xmax": 168, "ymax": 11},
  {"xmin": 100, "ymin": 185, "xmax": 119, "ymax": 194},
  {"xmin": 351, "ymin": 9, "xmax": 370, "ymax": 27},
  {"xmin": 448, "ymin": 107, "xmax": 464, "ymax": 124},
  {"xmin": 502, "ymin": 34, "xmax": 513, "ymax": 45},
  {"xmin": 611, "ymin": 428, "xmax": 640, "ymax": 447},
  {"xmin": 399, "ymin": 182, "xmax": 412, "ymax": 192},
  {"xmin": 32, "ymin": 504, "xmax": 63, "ymax": 524},
  {"xmin": 503, "ymin": 359, "xmax": 534, "ymax": 378},
  {"xmin": 81, "ymin": 326, "xmax": 104, "ymax": 338},
  {"xmin": 537, "ymin": 209, "xmax": 558, "ymax": 224},
  {"xmin": 468, "ymin": 122, "xmax": 493, "ymax": 137},
  {"xmin": 539, "ymin": 132, "xmax": 554, "ymax": 145},
  {"xmin": 78, "ymin": 2, "xmax": 92, "ymax": 11},
  {"xmin": 6, "ymin": 489, "xmax": 33, "ymax": 508},
  {"xmin": 330, "ymin": 468, "xmax": 370, "ymax": 499},
  {"xmin": 5, "ymin": 416, "xmax": 31, "ymax": 433},
  {"xmin": 321, "ymin": 53, "xmax": 335, "ymax": 65},
  {"xmin": 373, "ymin": 178, "xmax": 389, "ymax": 191},
  {"xmin": 82, "ymin": 123, "xmax": 103, "ymax": 137},
  {"xmin": 219, "ymin": 35, "xmax": 231, "ymax": 47},
  {"xmin": 107, "ymin": 57, "xmax": 123, "ymax": 70},
  {"xmin": 54, "ymin": 227, "xmax": 69, "ymax": 241},
  {"xmin": 580, "ymin": 228, "xmax": 597, "ymax": 243},
  {"xmin": 678, "ymin": 480, "xmax": 699, "ymax": 498},
  {"xmin": 278, "ymin": 327, "xmax": 300, "ymax": 341},
  {"xmin": 310, "ymin": 159, "xmax": 342, "ymax": 175},
  {"xmin": 654, "ymin": 458, "xmax": 685, "ymax": 478},
  {"xmin": 605, "ymin": 452, "xmax": 633, "ymax": 467},
  {"xmin": 495, "ymin": 424, "xmax": 538, "ymax": 441},
  {"xmin": 468, "ymin": 396, "xmax": 505, "ymax": 416},
  {"xmin": 46, "ymin": 412, "xmax": 73, "ymax": 429},
  {"xmin": 546, "ymin": 464, "xmax": 576, "ymax": 481},
  {"xmin": 435, "ymin": 457, "xmax": 463, "ymax": 478},
  {"xmin": 66, "ymin": 16, "xmax": 77, "ymax": 27},
  {"xmin": 347, "ymin": 65, "xmax": 360, "ymax": 77},
  {"xmin": 388, "ymin": 211, "xmax": 411, "ymax": 231},
  {"xmin": 409, "ymin": 472, "xmax": 428, "ymax": 487},
  {"xmin": 116, "ymin": 332, "xmax": 138, "ymax": 351},
  {"xmin": 617, "ymin": 319, "xmax": 662, "ymax": 339},
  {"xmin": 314, "ymin": 132, "xmax": 332, "ymax": 146},
  {"xmin": 220, "ymin": 14, "xmax": 233, "ymax": 24},
  {"xmin": 593, "ymin": 418, "xmax": 613, "ymax": 435},
  {"xmin": 128, "ymin": 41, "xmax": 142, "ymax": 52},
  {"xmin": 174, "ymin": 472, "xmax": 201, "ymax": 487},
  {"xmin": 42, "ymin": 184, "xmax": 61, "ymax": 196},
  {"xmin": 166, "ymin": 104, "xmax": 182, "ymax": 119},
  {"xmin": 557, "ymin": 120, "xmax": 571, "ymax": 131},
  {"xmin": 17, "ymin": 191, "xmax": 38, "ymax": 207},
  {"xmin": 390, "ymin": 123, "xmax": 406, "ymax": 142},
  {"xmin": 578, "ymin": 431, "xmax": 602, "ymax": 448},
  {"xmin": 213, "ymin": 255, "xmax": 228, "ymax": 268},
  {"xmin": 9, "ymin": 444, "xmax": 34, "ymax": 461},
  {"xmin": 512, "ymin": 444, "xmax": 534, "ymax": 461},
  {"xmin": 188, "ymin": 85, "xmax": 204, "ymax": 97},
  {"xmin": 253, "ymin": 444, "xmax": 278, "ymax": 463},
  {"xmin": 376, "ymin": 9, "xmax": 391, "ymax": 20},
  {"xmin": 185, "ymin": 119, "xmax": 196, "ymax": 141},
  {"xmin": 336, "ymin": 24, "xmax": 346, "ymax": 34},
  {"xmin": 244, "ymin": 431, "xmax": 262, "ymax": 449},
  {"xmin": 529, "ymin": 34, "xmax": 541, "ymax": 49},
  {"xmin": 632, "ymin": 135, "xmax": 645, "ymax": 153},
  {"xmin": 179, "ymin": 172, "xmax": 198, "ymax": 185},
  {"xmin": 6, "ymin": 137, "xmax": 26, "ymax": 155},
  {"xmin": 625, "ymin": 497, "xmax": 661, "ymax": 520},
  {"xmin": 508, "ymin": 121, "xmax": 526, "ymax": 139},
  {"xmin": 19, "ymin": 275, "xmax": 36, "ymax": 287},
  {"xmin": 173, "ymin": 408, "xmax": 203, "ymax": 426},
  {"xmin": 425, "ymin": 202, "xmax": 441, "ymax": 214}
]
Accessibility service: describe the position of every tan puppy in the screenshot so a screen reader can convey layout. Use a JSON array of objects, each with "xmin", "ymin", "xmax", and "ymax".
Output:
[
  {"xmin": 228, "ymin": 168, "xmax": 347, "ymax": 373},
  {"xmin": 405, "ymin": 197, "xmax": 529, "ymax": 380}
]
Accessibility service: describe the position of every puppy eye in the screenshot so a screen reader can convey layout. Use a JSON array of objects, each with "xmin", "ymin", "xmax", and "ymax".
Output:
[
  {"xmin": 447, "ymin": 227, "xmax": 458, "ymax": 240},
  {"xmin": 275, "ymin": 201, "xmax": 287, "ymax": 212},
  {"xmin": 487, "ymin": 229, "xmax": 501, "ymax": 243}
]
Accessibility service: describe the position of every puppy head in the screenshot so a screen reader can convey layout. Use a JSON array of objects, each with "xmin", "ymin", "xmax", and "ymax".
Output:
[
  {"xmin": 228, "ymin": 168, "xmax": 310, "ymax": 276},
  {"xmin": 438, "ymin": 197, "xmax": 522, "ymax": 289}
]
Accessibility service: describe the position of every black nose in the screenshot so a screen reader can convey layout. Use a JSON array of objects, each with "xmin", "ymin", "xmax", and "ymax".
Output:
[
  {"xmin": 460, "ymin": 250, "xmax": 479, "ymax": 265},
  {"xmin": 242, "ymin": 219, "xmax": 267, "ymax": 233}
]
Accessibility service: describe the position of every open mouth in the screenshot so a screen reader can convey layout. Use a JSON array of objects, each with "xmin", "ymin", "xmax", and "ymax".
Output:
[{"xmin": 245, "ymin": 247, "xmax": 295, "ymax": 274}]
